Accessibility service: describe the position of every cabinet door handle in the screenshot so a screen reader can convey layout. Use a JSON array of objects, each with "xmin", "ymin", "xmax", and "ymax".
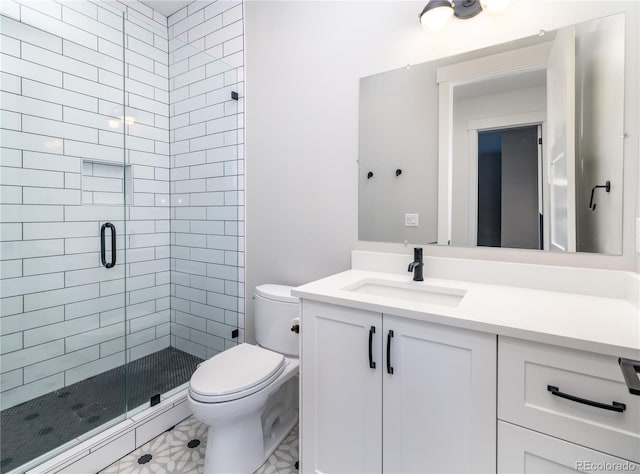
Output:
[
  {"xmin": 368, "ymin": 326, "xmax": 376, "ymax": 369},
  {"xmin": 100, "ymin": 222, "xmax": 116, "ymax": 269},
  {"xmin": 386, "ymin": 330, "xmax": 394, "ymax": 374},
  {"xmin": 547, "ymin": 385, "xmax": 626, "ymax": 413}
]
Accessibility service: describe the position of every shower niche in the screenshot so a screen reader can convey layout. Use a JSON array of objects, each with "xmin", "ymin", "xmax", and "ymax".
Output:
[{"xmin": 81, "ymin": 160, "xmax": 132, "ymax": 207}]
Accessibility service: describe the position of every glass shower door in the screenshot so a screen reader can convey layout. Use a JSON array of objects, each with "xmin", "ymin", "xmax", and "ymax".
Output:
[
  {"xmin": 1, "ymin": 1, "xmax": 245, "ymax": 470},
  {"xmin": 0, "ymin": 3, "xmax": 128, "ymax": 472},
  {"xmin": 121, "ymin": 10, "xmax": 243, "ymax": 416}
]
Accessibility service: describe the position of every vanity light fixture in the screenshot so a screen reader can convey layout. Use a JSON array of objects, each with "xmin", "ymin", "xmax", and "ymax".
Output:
[{"xmin": 419, "ymin": 0, "xmax": 510, "ymax": 32}]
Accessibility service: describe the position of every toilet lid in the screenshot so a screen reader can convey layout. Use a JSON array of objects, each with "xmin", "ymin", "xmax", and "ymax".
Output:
[
  {"xmin": 189, "ymin": 344, "xmax": 285, "ymax": 402},
  {"xmin": 255, "ymin": 284, "xmax": 299, "ymax": 304}
]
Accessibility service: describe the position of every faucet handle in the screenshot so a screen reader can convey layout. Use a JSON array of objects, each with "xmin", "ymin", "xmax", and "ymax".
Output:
[{"xmin": 410, "ymin": 248, "xmax": 424, "ymax": 281}]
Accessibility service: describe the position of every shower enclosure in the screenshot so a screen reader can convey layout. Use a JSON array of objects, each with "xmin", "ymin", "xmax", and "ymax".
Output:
[{"xmin": 0, "ymin": 1, "xmax": 244, "ymax": 471}]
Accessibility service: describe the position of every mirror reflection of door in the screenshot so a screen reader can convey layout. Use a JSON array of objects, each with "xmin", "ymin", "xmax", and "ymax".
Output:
[
  {"xmin": 477, "ymin": 126, "xmax": 542, "ymax": 250},
  {"xmin": 546, "ymin": 25, "xmax": 577, "ymax": 253}
]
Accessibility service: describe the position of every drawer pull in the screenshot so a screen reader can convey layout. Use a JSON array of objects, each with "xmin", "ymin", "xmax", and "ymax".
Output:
[
  {"xmin": 547, "ymin": 385, "xmax": 626, "ymax": 413},
  {"xmin": 619, "ymin": 358, "xmax": 640, "ymax": 396}
]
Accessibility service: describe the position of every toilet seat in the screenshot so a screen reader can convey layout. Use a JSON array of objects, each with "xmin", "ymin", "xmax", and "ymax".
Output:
[{"xmin": 189, "ymin": 344, "xmax": 285, "ymax": 403}]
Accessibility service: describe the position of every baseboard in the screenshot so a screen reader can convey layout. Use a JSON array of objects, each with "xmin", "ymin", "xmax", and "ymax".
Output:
[{"xmin": 19, "ymin": 387, "xmax": 191, "ymax": 474}]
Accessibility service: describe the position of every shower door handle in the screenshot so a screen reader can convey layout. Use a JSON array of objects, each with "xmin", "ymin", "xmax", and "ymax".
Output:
[{"xmin": 100, "ymin": 222, "xmax": 116, "ymax": 269}]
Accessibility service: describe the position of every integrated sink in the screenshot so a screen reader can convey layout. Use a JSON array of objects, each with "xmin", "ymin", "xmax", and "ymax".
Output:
[{"xmin": 344, "ymin": 279, "xmax": 467, "ymax": 307}]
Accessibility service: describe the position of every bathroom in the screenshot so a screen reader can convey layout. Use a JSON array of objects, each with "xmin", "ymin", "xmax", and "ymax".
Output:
[{"xmin": 0, "ymin": 0, "xmax": 638, "ymax": 472}]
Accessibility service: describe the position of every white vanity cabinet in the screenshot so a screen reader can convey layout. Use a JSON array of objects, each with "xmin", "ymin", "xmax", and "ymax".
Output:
[
  {"xmin": 299, "ymin": 301, "xmax": 383, "ymax": 474},
  {"xmin": 300, "ymin": 300, "xmax": 497, "ymax": 474},
  {"xmin": 497, "ymin": 337, "xmax": 640, "ymax": 473},
  {"xmin": 498, "ymin": 421, "xmax": 639, "ymax": 473},
  {"xmin": 382, "ymin": 314, "xmax": 497, "ymax": 473}
]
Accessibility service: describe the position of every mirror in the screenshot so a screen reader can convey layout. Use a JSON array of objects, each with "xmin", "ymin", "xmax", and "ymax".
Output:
[{"xmin": 358, "ymin": 13, "xmax": 625, "ymax": 255}]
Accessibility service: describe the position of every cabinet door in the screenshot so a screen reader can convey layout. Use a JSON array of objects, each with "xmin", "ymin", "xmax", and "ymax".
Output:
[
  {"xmin": 498, "ymin": 421, "xmax": 640, "ymax": 473},
  {"xmin": 300, "ymin": 300, "xmax": 382, "ymax": 473},
  {"xmin": 382, "ymin": 315, "xmax": 496, "ymax": 474}
]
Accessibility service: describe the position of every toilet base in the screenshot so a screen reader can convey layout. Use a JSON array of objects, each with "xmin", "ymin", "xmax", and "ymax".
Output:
[
  {"xmin": 190, "ymin": 360, "xmax": 299, "ymax": 473},
  {"xmin": 202, "ymin": 406, "xmax": 298, "ymax": 474},
  {"xmin": 261, "ymin": 406, "xmax": 298, "ymax": 467},
  {"xmin": 204, "ymin": 414, "xmax": 261, "ymax": 474}
]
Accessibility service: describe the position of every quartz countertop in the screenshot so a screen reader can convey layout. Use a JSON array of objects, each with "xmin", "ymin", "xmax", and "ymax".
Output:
[{"xmin": 292, "ymin": 269, "xmax": 640, "ymax": 360}]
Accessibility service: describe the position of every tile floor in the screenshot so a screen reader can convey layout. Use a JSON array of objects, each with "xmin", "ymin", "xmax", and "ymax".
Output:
[
  {"xmin": 0, "ymin": 348, "xmax": 202, "ymax": 474},
  {"xmin": 99, "ymin": 416, "xmax": 299, "ymax": 474}
]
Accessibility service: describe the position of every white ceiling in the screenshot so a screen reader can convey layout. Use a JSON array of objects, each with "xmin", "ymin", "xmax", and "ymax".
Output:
[{"xmin": 141, "ymin": 0, "xmax": 195, "ymax": 17}]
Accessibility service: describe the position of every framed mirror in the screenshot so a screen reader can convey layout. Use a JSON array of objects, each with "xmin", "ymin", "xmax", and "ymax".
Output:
[{"xmin": 358, "ymin": 13, "xmax": 625, "ymax": 255}]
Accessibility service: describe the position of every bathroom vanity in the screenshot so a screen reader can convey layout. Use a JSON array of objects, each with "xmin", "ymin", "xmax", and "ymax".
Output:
[{"xmin": 292, "ymin": 251, "xmax": 640, "ymax": 473}]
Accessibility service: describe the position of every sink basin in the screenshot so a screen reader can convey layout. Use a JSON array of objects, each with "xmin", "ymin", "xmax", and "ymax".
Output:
[{"xmin": 344, "ymin": 279, "xmax": 466, "ymax": 307}]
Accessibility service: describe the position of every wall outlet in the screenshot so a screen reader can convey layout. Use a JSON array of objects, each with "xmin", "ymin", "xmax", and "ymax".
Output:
[{"xmin": 405, "ymin": 213, "xmax": 419, "ymax": 227}]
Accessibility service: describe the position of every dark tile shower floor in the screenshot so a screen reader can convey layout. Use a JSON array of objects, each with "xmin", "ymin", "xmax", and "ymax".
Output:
[{"xmin": 0, "ymin": 347, "xmax": 203, "ymax": 473}]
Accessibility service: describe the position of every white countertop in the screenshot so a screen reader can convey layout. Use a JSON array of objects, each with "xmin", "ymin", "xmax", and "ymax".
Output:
[{"xmin": 292, "ymin": 269, "xmax": 640, "ymax": 360}]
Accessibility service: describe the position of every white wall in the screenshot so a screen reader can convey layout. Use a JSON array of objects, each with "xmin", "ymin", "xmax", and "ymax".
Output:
[{"xmin": 244, "ymin": 1, "xmax": 640, "ymax": 341}]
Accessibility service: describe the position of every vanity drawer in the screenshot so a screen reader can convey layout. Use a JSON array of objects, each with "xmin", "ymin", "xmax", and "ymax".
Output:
[
  {"xmin": 498, "ymin": 421, "xmax": 640, "ymax": 473},
  {"xmin": 498, "ymin": 337, "xmax": 640, "ymax": 462}
]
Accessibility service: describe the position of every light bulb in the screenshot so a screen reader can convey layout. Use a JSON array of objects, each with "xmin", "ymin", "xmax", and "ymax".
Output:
[
  {"xmin": 480, "ymin": 0, "xmax": 510, "ymax": 14},
  {"xmin": 420, "ymin": 4, "xmax": 454, "ymax": 32}
]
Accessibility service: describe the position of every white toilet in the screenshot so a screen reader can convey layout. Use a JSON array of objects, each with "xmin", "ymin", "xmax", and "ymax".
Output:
[{"xmin": 188, "ymin": 284, "xmax": 300, "ymax": 474}]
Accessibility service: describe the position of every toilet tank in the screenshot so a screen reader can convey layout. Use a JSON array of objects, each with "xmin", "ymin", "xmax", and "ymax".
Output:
[{"xmin": 254, "ymin": 284, "xmax": 299, "ymax": 357}]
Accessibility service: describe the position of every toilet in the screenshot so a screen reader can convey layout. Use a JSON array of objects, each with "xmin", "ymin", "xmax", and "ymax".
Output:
[{"xmin": 188, "ymin": 284, "xmax": 300, "ymax": 474}]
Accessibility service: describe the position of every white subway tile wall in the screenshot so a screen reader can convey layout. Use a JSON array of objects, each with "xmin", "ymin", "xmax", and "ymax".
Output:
[
  {"xmin": 0, "ymin": 0, "xmax": 183, "ymax": 410},
  {"xmin": 168, "ymin": 0, "xmax": 244, "ymax": 360}
]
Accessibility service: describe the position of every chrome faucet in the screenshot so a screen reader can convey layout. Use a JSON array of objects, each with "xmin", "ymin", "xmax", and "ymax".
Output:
[{"xmin": 407, "ymin": 247, "xmax": 424, "ymax": 282}]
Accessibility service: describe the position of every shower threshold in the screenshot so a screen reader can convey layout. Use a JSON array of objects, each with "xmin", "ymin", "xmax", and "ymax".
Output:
[{"xmin": 0, "ymin": 347, "xmax": 202, "ymax": 474}]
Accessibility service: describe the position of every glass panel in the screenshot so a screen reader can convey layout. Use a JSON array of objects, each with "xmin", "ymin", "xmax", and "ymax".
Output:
[
  {"xmin": 122, "ymin": 11, "xmax": 243, "ymax": 415},
  {"xmin": 0, "ymin": 2, "xmax": 245, "ymax": 470},
  {"xmin": 119, "ymin": 9, "xmax": 186, "ymax": 413},
  {"xmin": 0, "ymin": 2, "xmax": 127, "ymax": 472}
]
